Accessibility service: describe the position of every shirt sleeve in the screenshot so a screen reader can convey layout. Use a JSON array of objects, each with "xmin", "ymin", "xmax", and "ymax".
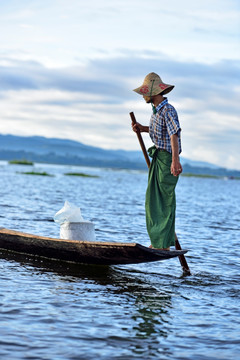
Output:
[{"xmin": 165, "ymin": 106, "xmax": 181, "ymax": 137}]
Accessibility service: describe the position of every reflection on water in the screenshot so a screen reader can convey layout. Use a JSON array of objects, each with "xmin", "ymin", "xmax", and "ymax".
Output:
[
  {"xmin": 0, "ymin": 163, "xmax": 240, "ymax": 359},
  {"xmin": 0, "ymin": 248, "xmax": 175, "ymax": 358}
]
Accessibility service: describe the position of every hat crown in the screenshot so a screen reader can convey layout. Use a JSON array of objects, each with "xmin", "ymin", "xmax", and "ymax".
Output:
[{"xmin": 144, "ymin": 72, "xmax": 162, "ymax": 85}]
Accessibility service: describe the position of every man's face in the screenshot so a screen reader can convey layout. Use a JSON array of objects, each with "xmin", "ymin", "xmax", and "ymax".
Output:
[{"xmin": 143, "ymin": 95, "xmax": 151, "ymax": 103}]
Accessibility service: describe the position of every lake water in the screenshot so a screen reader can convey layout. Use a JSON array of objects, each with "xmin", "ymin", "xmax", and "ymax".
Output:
[{"xmin": 0, "ymin": 161, "xmax": 240, "ymax": 360}]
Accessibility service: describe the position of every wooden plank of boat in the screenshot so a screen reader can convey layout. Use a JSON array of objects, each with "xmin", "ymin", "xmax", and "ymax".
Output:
[{"xmin": 0, "ymin": 228, "xmax": 188, "ymax": 265}]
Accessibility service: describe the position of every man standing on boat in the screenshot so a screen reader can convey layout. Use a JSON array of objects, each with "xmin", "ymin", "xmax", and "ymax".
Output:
[{"xmin": 132, "ymin": 72, "xmax": 182, "ymax": 250}]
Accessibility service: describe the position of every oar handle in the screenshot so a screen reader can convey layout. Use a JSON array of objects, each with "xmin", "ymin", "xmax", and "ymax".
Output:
[
  {"xmin": 130, "ymin": 111, "xmax": 191, "ymax": 276},
  {"xmin": 175, "ymin": 234, "xmax": 191, "ymax": 275},
  {"xmin": 130, "ymin": 112, "xmax": 151, "ymax": 168}
]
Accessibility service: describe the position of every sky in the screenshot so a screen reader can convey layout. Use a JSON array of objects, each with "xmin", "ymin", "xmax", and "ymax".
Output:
[{"xmin": 0, "ymin": 0, "xmax": 239, "ymax": 169}]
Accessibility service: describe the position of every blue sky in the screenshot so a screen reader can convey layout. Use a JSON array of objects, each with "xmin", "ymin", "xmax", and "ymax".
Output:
[{"xmin": 0, "ymin": 0, "xmax": 239, "ymax": 169}]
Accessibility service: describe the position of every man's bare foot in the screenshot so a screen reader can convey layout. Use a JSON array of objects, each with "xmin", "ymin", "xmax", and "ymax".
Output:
[{"xmin": 149, "ymin": 245, "xmax": 170, "ymax": 251}]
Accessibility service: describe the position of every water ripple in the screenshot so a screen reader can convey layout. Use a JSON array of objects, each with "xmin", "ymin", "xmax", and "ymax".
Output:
[{"xmin": 0, "ymin": 165, "xmax": 240, "ymax": 359}]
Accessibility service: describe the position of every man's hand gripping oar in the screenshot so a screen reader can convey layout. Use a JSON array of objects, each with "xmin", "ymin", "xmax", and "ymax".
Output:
[{"xmin": 130, "ymin": 111, "xmax": 191, "ymax": 276}]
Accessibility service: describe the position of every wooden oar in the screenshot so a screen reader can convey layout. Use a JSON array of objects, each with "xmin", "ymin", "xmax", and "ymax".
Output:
[{"xmin": 130, "ymin": 111, "xmax": 191, "ymax": 276}]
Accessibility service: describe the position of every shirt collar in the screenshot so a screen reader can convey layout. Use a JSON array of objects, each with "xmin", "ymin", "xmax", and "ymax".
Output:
[{"xmin": 155, "ymin": 98, "xmax": 168, "ymax": 113}]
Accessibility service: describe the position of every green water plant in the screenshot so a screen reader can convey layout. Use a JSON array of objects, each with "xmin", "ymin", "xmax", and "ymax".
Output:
[
  {"xmin": 181, "ymin": 173, "xmax": 219, "ymax": 179},
  {"xmin": 18, "ymin": 171, "xmax": 54, "ymax": 176},
  {"xmin": 64, "ymin": 172, "xmax": 99, "ymax": 178},
  {"xmin": 9, "ymin": 159, "xmax": 34, "ymax": 165}
]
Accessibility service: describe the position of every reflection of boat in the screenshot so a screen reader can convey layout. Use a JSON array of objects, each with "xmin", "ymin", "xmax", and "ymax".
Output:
[{"xmin": 0, "ymin": 228, "xmax": 187, "ymax": 266}]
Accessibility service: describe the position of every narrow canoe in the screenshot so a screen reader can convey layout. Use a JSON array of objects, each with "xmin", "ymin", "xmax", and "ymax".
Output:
[{"xmin": 0, "ymin": 228, "xmax": 188, "ymax": 265}]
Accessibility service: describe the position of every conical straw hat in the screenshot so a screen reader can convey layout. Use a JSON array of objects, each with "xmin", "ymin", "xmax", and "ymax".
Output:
[{"xmin": 133, "ymin": 72, "xmax": 174, "ymax": 96}]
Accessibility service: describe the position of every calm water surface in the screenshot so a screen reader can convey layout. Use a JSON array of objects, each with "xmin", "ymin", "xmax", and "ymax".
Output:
[{"xmin": 0, "ymin": 161, "xmax": 240, "ymax": 359}]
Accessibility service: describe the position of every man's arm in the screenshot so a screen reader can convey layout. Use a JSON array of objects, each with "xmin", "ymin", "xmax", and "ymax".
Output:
[
  {"xmin": 132, "ymin": 122, "xmax": 149, "ymax": 133},
  {"xmin": 170, "ymin": 134, "xmax": 182, "ymax": 177}
]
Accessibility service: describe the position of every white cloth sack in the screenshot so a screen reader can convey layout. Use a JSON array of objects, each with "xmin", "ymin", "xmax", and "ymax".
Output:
[{"xmin": 54, "ymin": 201, "xmax": 84, "ymax": 224}]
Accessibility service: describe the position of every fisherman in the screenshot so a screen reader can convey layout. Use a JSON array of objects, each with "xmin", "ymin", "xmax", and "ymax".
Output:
[{"xmin": 132, "ymin": 72, "xmax": 182, "ymax": 250}]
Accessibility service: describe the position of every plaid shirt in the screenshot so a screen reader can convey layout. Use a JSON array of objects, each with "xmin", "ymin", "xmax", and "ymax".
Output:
[{"xmin": 149, "ymin": 98, "xmax": 182, "ymax": 154}]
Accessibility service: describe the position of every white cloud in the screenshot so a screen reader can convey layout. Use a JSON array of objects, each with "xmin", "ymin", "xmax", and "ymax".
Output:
[
  {"xmin": 0, "ymin": 55, "xmax": 239, "ymax": 169},
  {"xmin": 0, "ymin": 0, "xmax": 239, "ymax": 169},
  {"xmin": 0, "ymin": 0, "xmax": 239, "ymax": 66}
]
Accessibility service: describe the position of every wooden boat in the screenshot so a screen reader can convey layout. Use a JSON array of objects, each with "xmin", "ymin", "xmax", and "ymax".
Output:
[{"xmin": 0, "ymin": 228, "xmax": 188, "ymax": 266}]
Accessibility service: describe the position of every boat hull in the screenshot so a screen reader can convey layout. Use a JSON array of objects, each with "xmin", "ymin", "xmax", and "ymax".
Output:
[{"xmin": 0, "ymin": 228, "xmax": 188, "ymax": 265}]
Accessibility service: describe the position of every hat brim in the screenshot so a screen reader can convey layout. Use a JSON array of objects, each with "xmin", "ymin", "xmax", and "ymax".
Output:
[{"xmin": 133, "ymin": 84, "xmax": 174, "ymax": 96}]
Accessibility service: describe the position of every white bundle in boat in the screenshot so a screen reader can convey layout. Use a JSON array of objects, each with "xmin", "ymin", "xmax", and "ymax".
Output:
[{"xmin": 54, "ymin": 201, "xmax": 96, "ymax": 241}]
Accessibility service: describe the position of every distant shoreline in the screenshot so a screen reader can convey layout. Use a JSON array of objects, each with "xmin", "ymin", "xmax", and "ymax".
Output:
[{"xmin": 0, "ymin": 134, "xmax": 240, "ymax": 177}]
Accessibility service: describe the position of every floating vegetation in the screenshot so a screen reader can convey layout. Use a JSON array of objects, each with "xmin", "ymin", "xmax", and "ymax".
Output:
[
  {"xmin": 181, "ymin": 173, "xmax": 220, "ymax": 179},
  {"xmin": 18, "ymin": 171, "xmax": 54, "ymax": 177},
  {"xmin": 9, "ymin": 159, "xmax": 34, "ymax": 165},
  {"xmin": 64, "ymin": 172, "xmax": 99, "ymax": 178}
]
